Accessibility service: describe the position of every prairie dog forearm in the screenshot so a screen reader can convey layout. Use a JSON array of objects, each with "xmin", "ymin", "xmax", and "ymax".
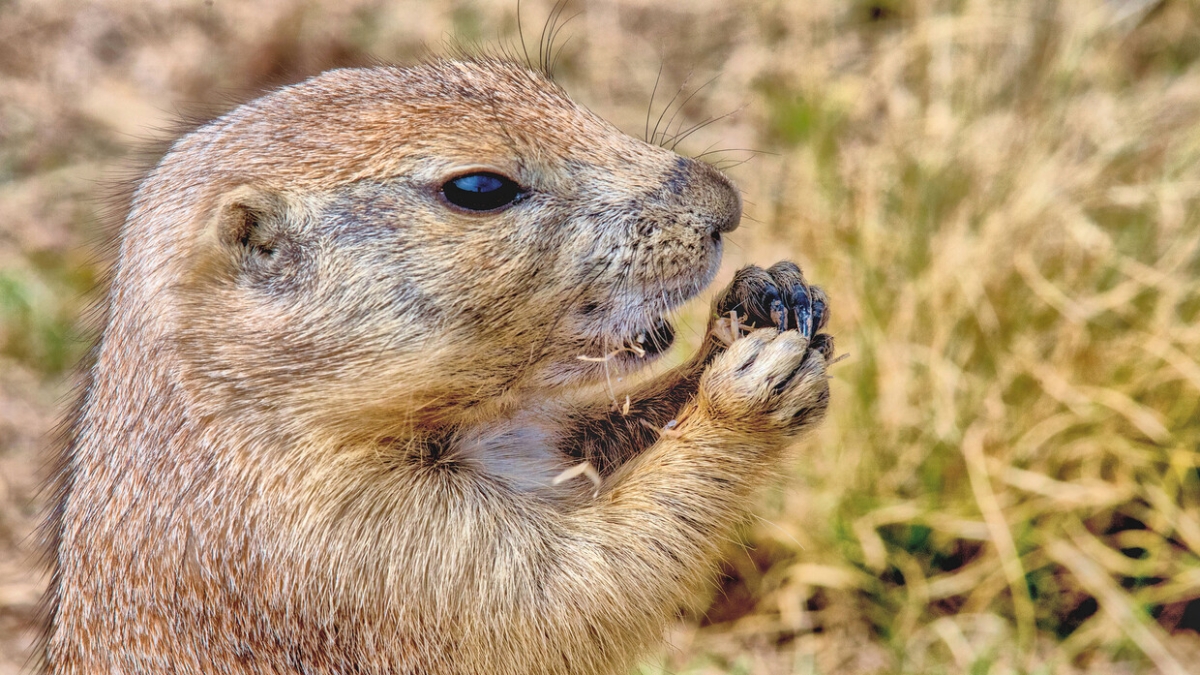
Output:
[{"xmin": 423, "ymin": 332, "xmax": 829, "ymax": 674}]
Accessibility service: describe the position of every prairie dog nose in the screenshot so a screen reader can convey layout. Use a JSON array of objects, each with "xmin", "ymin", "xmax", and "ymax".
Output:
[{"xmin": 663, "ymin": 156, "xmax": 742, "ymax": 237}]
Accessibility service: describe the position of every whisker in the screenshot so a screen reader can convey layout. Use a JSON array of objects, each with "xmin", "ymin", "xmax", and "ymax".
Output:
[
  {"xmin": 661, "ymin": 73, "xmax": 721, "ymax": 149},
  {"xmin": 652, "ymin": 69, "xmax": 693, "ymax": 147},
  {"xmin": 694, "ymin": 147, "xmax": 777, "ymax": 160},
  {"xmin": 645, "ymin": 60, "xmax": 664, "ymax": 144},
  {"xmin": 668, "ymin": 105, "xmax": 747, "ymax": 152},
  {"xmin": 516, "ymin": 0, "xmax": 530, "ymax": 67},
  {"xmin": 549, "ymin": 31, "xmax": 577, "ymax": 75},
  {"xmin": 539, "ymin": 0, "xmax": 570, "ymax": 73},
  {"xmin": 713, "ymin": 157, "xmax": 753, "ymax": 171},
  {"xmin": 547, "ymin": 11, "xmax": 583, "ymax": 75}
]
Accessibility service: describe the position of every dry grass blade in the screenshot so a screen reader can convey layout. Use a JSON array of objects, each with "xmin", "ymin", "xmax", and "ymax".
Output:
[
  {"xmin": 1047, "ymin": 534, "xmax": 1189, "ymax": 675},
  {"xmin": 961, "ymin": 421, "xmax": 1036, "ymax": 658}
]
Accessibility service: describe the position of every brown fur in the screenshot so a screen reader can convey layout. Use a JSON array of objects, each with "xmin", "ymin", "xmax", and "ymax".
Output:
[{"xmin": 40, "ymin": 58, "xmax": 833, "ymax": 674}]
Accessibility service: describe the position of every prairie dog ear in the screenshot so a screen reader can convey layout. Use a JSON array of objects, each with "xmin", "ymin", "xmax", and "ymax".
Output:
[
  {"xmin": 189, "ymin": 185, "xmax": 300, "ymax": 284},
  {"xmin": 212, "ymin": 185, "xmax": 288, "ymax": 257}
]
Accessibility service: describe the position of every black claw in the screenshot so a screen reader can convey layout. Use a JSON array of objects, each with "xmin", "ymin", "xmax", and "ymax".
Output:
[
  {"xmin": 811, "ymin": 334, "xmax": 836, "ymax": 360},
  {"xmin": 713, "ymin": 263, "xmax": 831, "ymax": 344},
  {"xmin": 715, "ymin": 266, "xmax": 787, "ymax": 330},
  {"xmin": 756, "ymin": 284, "xmax": 782, "ymax": 327},
  {"xmin": 790, "ymin": 285, "xmax": 812, "ymax": 338},
  {"xmin": 796, "ymin": 306, "xmax": 812, "ymax": 338},
  {"xmin": 769, "ymin": 297, "xmax": 787, "ymax": 331}
]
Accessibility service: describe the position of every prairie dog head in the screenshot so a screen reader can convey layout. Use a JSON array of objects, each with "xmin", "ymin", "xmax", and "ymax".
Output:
[{"xmin": 116, "ymin": 59, "xmax": 740, "ymax": 435}]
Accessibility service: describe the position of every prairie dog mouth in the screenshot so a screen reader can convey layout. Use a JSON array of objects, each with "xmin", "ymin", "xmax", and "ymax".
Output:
[
  {"xmin": 575, "ymin": 314, "xmax": 677, "ymax": 370},
  {"xmin": 574, "ymin": 278, "xmax": 702, "ymax": 370},
  {"xmin": 624, "ymin": 318, "xmax": 676, "ymax": 358}
]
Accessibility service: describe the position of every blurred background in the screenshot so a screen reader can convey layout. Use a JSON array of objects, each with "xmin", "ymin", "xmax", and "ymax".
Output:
[{"xmin": 2, "ymin": 0, "xmax": 1200, "ymax": 672}]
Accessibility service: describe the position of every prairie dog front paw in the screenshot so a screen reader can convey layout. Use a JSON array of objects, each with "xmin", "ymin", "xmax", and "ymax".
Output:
[
  {"xmin": 697, "ymin": 328, "xmax": 830, "ymax": 437},
  {"xmin": 714, "ymin": 261, "xmax": 828, "ymax": 337}
]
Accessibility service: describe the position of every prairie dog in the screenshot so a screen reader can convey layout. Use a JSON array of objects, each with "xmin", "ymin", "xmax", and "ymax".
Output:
[{"xmin": 40, "ymin": 58, "xmax": 833, "ymax": 674}]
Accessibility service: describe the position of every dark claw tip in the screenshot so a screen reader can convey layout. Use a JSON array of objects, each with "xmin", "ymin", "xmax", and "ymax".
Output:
[
  {"xmin": 811, "ymin": 333, "xmax": 836, "ymax": 359},
  {"xmin": 761, "ymin": 284, "xmax": 781, "ymax": 305},
  {"xmin": 812, "ymin": 298, "xmax": 827, "ymax": 331},
  {"xmin": 769, "ymin": 298, "xmax": 787, "ymax": 331},
  {"xmin": 788, "ymin": 285, "xmax": 812, "ymax": 337},
  {"xmin": 796, "ymin": 305, "xmax": 813, "ymax": 338}
]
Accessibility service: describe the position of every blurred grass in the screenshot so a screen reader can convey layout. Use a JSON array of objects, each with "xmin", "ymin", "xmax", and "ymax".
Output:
[
  {"xmin": 691, "ymin": 2, "xmax": 1200, "ymax": 672},
  {"xmin": 0, "ymin": 258, "xmax": 95, "ymax": 376},
  {"xmin": 1, "ymin": 0, "xmax": 1199, "ymax": 673}
]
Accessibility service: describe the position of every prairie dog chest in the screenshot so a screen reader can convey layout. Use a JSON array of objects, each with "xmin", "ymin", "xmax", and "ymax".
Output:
[{"xmin": 453, "ymin": 408, "xmax": 582, "ymax": 494}]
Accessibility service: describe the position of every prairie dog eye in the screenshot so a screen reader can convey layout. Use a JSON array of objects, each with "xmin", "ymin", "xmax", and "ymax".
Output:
[{"xmin": 440, "ymin": 172, "xmax": 525, "ymax": 212}]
